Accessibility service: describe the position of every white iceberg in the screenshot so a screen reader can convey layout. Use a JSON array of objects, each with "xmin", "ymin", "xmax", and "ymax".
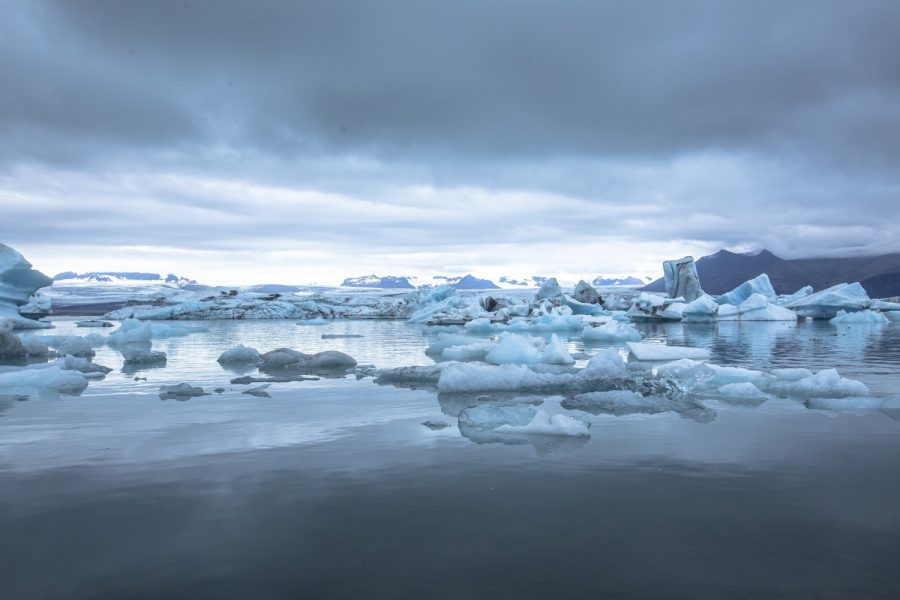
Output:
[
  {"xmin": 535, "ymin": 277, "xmax": 562, "ymax": 300},
  {"xmin": 786, "ymin": 282, "xmax": 871, "ymax": 319},
  {"xmin": 716, "ymin": 274, "xmax": 777, "ymax": 305},
  {"xmin": 541, "ymin": 333, "xmax": 575, "ymax": 365},
  {"xmin": 484, "ymin": 333, "xmax": 544, "ymax": 364}
]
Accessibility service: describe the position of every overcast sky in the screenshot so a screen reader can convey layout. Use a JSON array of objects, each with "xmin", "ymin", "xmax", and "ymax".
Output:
[{"xmin": 2, "ymin": 0, "xmax": 899, "ymax": 284}]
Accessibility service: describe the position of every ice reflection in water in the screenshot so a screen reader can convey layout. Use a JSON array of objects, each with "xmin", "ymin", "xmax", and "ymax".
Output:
[{"xmin": 1, "ymin": 317, "xmax": 900, "ymax": 599}]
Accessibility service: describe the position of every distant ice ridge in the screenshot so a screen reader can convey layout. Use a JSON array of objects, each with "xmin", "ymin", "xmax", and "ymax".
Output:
[
  {"xmin": 0, "ymin": 243, "xmax": 53, "ymax": 329},
  {"xmin": 105, "ymin": 287, "xmax": 419, "ymax": 321}
]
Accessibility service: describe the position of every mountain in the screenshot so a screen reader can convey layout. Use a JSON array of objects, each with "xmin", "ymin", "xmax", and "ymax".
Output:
[
  {"xmin": 341, "ymin": 275, "xmax": 415, "ymax": 289},
  {"xmin": 433, "ymin": 274, "xmax": 500, "ymax": 289},
  {"xmin": 52, "ymin": 272, "xmax": 198, "ymax": 286},
  {"xmin": 643, "ymin": 250, "xmax": 900, "ymax": 297},
  {"xmin": 498, "ymin": 275, "xmax": 548, "ymax": 287},
  {"xmin": 591, "ymin": 275, "xmax": 649, "ymax": 287}
]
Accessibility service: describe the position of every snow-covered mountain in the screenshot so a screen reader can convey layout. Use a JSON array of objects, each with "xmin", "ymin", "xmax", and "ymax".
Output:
[
  {"xmin": 591, "ymin": 275, "xmax": 651, "ymax": 287},
  {"xmin": 341, "ymin": 275, "xmax": 416, "ymax": 289},
  {"xmin": 52, "ymin": 272, "xmax": 198, "ymax": 286}
]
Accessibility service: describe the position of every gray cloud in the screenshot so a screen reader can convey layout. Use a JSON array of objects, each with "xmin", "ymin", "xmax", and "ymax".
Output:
[{"xmin": 1, "ymin": 0, "xmax": 899, "ymax": 281}]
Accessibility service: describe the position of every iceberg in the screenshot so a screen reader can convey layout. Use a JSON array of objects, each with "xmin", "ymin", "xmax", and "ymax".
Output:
[
  {"xmin": 572, "ymin": 280, "xmax": 602, "ymax": 304},
  {"xmin": 829, "ymin": 309, "xmax": 889, "ymax": 326},
  {"xmin": 0, "ymin": 244, "xmax": 53, "ymax": 329},
  {"xmin": 626, "ymin": 342, "xmax": 710, "ymax": 361},
  {"xmin": 62, "ymin": 355, "xmax": 112, "ymax": 377},
  {"xmin": 785, "ymin": 282, "xmax": 871, "ymax": 319},
  {"xmin": 716, "ymin": 293, "xmax": 798, "ymax": 321},
  {"xmin": 681, "ymin": 294, "xmax": 720, "ymax": 321},
  {"xmin": 259, "ymin": 348, "xmax": 357, "ymax": 371},
  {"xmin": 775, "ymin": 286, "xmax": 814, "ymax": 307},
  {"xmin": 217, "ymin": 344, "xmax": 262, "ymax": 364},
  {"xmin": 663, "ymin": 256, "xmax": 704, "ymax": 302},
  {"xmin": 582, "ymin": 320, "xmax": 642, "ymax": 342},
  {"xmin": 0, "ymin": 363, "xmax": 89, "ymax": 395},
  {"xmin": 767, "ymin": 368, "xmax": 869, "ymax": 398},
  {"xmin": 535, "ymin": 277, "xmax": 563, "ymax": 301},
  {"xmin": 716, "ymin": 274, "xmax": 777, "ymax": 305}
]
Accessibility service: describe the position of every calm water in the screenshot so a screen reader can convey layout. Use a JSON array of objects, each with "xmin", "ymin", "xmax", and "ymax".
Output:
[{"xmin": 2, "ymin": 318, "xmax": 899, "ymax": 599}]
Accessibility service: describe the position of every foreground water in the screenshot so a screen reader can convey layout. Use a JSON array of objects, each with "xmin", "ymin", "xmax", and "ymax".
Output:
[{"xmin": 2, "ymin": 318, "xmax": 899, "ymax": 599}]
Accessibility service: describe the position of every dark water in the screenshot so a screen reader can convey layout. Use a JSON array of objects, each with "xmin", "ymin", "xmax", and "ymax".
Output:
[{"xmin": 2, "ymin": 318, "xmax": 899, "ymax": 599}]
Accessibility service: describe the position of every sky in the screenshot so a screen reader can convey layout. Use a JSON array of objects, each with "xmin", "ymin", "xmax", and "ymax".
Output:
[{"xmin": 2, "ymin": 0, "xmax": 899, "ymax": 285}]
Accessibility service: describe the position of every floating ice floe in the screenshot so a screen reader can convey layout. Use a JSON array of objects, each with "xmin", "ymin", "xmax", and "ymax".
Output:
[
  {"xmin": 0, "ymin": 244, "xmax": 53, "ymax": 329},
  {"xmin": 62, "ymin": 355, "xmax": 112, "ymax": 378},
  {"xmin": 582, "ymin": 319, "xmax": 642, "ymax": 342},
  {"xmin": 121, "ymin": 348, "xmax": 168, "ymax": 365},
  {"xmin": 717, "ymin": 382, "xmax": 768, "ymax": 399},
  {"xmin": 626, "ymin": 342, "xmax": 710, "ymax": 361},
  {"xmin": 0, "ymin": 318, "xmax": 27, "ymax": 358},
  {"xmin": 496, "ymin": 410, "xmax": 591, "ymax": 437},
  {"xmin": 767, "ymin": 368, "xmax": 869, "ymax": 398},
  {"xmin": 829, "ymin": 309, "xmax": 889, "ymax": 326},
  {"xmin": 217, "ymin": 344, "xmax": 262, "ymax": 364},
  {"xmin": 786, "ymin": 282, "xmax": 871, "ymax": 319}
]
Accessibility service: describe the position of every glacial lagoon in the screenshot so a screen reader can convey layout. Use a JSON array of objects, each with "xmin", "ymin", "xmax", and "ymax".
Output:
[{"xmin": 2, "ymin": 317, "xmax": 900, "ymax": 599}]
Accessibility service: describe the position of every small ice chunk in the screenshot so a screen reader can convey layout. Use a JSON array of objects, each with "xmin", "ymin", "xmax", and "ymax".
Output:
[
  {"xmin": 122, "ymin": 348, "xmax": 168, "ymax": 365},
  {"xmin": 259, "ymin": 348, "xmax": 357, "ymax": 370},
  {"xmin": 159, "ymin": 383, "xmax": 206, "ymax": 399},
  {"xmin": 0, "ymin": 318, "xmax": 26, "ymax": 358},
  {"xmin": 829, "ymin": 310, "xmax": 889, "ymax": 326},
  {"xmin": 582, "ymin": 320, "xmax": 642, "ymax": 342},
  {"xmin": 422, "ymin": 420, "xmax": 450, "ymax": 430},
  {"xmin": 242, "ymin": 384, "xmax": 271, "ymax": 397},
  {"xmin": 217, "ymin": 344, "xmax": 261, "ymax": 364},
  {"xmin": 63, "ymin": 355, "xmax": 112, "ymax": 376},
  {"xmin": 75, "ymin": 320, "xmax": 113, "ymax": 328},
  {"xmin": 626, "ymin": 342, "xmax": 710, "ymax": 361},
  {"xmin": 0, "ymin": 364, "xmax": 89, "ymax": 395}
]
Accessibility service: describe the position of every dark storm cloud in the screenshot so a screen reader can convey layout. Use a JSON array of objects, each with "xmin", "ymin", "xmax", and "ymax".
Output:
[{"xmin": 4, "ymin": 0, "xmax": 900, "ymax": 165}]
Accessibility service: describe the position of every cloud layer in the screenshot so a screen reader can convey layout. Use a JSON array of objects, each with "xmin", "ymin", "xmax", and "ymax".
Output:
[{"xmin": 2, "ymin": 0, "xmax": 899, "ymax": 283}]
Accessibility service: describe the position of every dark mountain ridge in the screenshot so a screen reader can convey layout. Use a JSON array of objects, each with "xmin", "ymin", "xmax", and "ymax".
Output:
[{"xmin": 643, "ymin": 250, "xmax": 900, "ymax": 297}]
